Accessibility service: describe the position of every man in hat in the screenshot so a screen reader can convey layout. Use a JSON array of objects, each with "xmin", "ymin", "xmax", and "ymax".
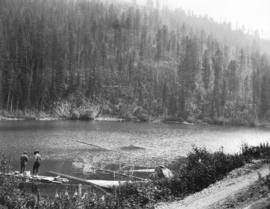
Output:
[
  {"xmin": 33, "ymin": 151, "xmax": 41, "ymax": 175},
  {"xmin": 20, "ymin": 151, "xmax": 29, "ymax": 173}
]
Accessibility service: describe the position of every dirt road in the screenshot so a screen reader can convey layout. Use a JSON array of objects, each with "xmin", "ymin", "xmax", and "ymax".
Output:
[{"xmin": 156, "ymin": 162, "xmax": 270, "ymax": 209}]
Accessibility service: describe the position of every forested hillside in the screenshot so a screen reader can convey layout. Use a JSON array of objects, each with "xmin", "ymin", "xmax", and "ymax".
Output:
[{"xmin": 0, "ymin": 0, "xmax": 270, "ymax": 123}]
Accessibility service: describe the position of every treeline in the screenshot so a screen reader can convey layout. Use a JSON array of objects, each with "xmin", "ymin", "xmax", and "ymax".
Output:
[{"xmin": 0, "ymin": 0, "xmax": 270, "ymax": 123}]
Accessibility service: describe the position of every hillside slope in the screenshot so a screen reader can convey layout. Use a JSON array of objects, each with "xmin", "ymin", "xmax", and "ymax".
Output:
[{"xmin": 1, "ymin": 0, "xmax": 270, "ymax": 124}]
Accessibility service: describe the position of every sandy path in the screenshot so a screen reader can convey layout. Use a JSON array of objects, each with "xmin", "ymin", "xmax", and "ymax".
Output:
[{"xmin": 156, "ymin": 163, "xmax": 270, "ymax": 209}]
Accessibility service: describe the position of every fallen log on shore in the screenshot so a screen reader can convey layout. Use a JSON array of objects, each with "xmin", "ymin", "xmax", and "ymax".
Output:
[{"xmin": 48, "ymin": 171, "xmax": 112, "ymax": 195}]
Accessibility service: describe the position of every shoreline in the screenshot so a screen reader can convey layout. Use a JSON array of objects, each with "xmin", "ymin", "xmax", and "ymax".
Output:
[{"xmin": 1, "ymin": 111, "xmax": 270, "ymax": 129}]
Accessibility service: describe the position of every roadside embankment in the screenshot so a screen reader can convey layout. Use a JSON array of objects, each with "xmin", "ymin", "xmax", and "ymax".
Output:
[{"xmin": 156, "ymin": 160, "xmax": 270, "ymax": 209}]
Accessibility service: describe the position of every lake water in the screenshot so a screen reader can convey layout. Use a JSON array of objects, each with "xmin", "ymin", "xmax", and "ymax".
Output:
[{"xmin": 1, "ymin": 120, "xmax": 270, "ymax": 177}]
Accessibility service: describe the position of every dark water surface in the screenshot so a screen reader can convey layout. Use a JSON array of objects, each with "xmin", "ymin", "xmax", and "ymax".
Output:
[{"xmin": 1, "ymin": 120, "xmax": 270, "ymax": 177}]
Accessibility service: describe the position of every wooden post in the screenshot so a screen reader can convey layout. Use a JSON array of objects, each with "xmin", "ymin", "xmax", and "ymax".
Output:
[
  {"xmin": 78, "ymin": 184, "xmax": 82, "ymax": 209},
  {"xmin": 31, "ymin": 183, "xmax": 40, "ymax": 208},
  {"xmin": 78, "ymin": 184, "xmax": 82, "ymax": 198}
]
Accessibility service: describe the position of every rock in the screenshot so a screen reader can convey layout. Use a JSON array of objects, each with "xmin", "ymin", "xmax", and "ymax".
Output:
[
  {"xmin": 132, "ymin": 106, "xmax": 149, "ymax": 122},
  {"xmin": 151, "ymin": 166, "xmax": 174, "ymax": 179},
  {"xmin": 79, "ymin": 110, "xmax": 94, "ymax": 120},
  {"xmin": 70, "ymin": 109, "xmax": 80, "ymax": 120}
]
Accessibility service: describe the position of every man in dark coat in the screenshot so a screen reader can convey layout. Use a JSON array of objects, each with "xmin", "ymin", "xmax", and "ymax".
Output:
[
  {"xmin": 33, "ymin": 151, "xmax": 41, "ymax": 175},
  {"xmin": 20, "ymin": 151, "xmax": 29, "ymax": 173}
]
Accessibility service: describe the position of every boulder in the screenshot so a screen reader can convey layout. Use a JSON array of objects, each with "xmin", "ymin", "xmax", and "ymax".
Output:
[
  {"xmin": 70, "ymin": 109, "xmax": 80, "ymax": 120},
  {"xmin": 79, "ymin": 110, "xmax": 94, "ymax": 120}
]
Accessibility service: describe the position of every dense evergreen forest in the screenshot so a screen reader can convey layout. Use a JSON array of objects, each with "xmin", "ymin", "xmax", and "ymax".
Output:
[{"xmin": 0, "ymin": 0, "xmax": 270, "ymax": 124}]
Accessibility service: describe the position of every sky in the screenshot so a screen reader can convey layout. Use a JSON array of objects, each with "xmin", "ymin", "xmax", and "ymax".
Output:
[{"xmin": 128, "ymin": 0, "xmax": 270, "ymax": 39}]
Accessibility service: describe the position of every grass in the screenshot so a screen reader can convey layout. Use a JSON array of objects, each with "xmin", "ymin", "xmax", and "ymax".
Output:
[{"xmin": 1, "ymin": 143, "xmax": 270, "ymax": 209}]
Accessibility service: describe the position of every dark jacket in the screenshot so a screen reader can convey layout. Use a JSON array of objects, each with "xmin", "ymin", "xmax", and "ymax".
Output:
[{"xmin": 20, "ymin": 154, "xmax": 29, "ymax": 164}]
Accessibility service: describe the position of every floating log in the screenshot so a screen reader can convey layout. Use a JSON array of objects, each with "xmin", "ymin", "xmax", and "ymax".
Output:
[
  {"xmin": 72, "ymin": 140, "xmax": 111, "ymax": 151},
  {"xmin": 48, "ymin": 171, "xmax": 111, "ymax": 196},
  {"xmin": 123, "ymin": 169, "xmax": 155, "ymax": 173},
  {"xmin": 182, "ymin": 121, "xmax": 194, "ymax": 125},
  {"xmin": 96, "ymin": 169, "xmax": 148, "ymax": 181},
  {"xmin": 85, "ymin": 179, "xmax": 143, "ymax": 189},
  {"xmin": 120, "ymin": 145, "xmax": 145, "ymax": 151}
]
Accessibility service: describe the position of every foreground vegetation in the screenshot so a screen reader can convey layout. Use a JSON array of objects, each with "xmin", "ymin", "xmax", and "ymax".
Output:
[
  {"xmin": 1, "ymin": 143, "xmax": 270, "ymax": 209},
  {"xmin": 1, "ymin": 0, "xmax": 270, "ymax": 125}
]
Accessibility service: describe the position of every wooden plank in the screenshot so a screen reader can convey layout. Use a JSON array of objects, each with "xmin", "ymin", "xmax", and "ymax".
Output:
[
  {"xmin": 1, "ymin": 171, "xmax": 69, "ymax": 184},
  {"xmin": 48, "ymin": 171, "xmax": 111, "ymax": 196}
]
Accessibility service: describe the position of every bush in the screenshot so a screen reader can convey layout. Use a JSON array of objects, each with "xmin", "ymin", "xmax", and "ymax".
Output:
[
  {"xmin": 166, "ymin": 147, "xmax": 245, "ymax": 195},
  {"xmin": 241, "ymin": 142, "xmax": 270, "ymax": 160},
  {"xmin": 0, "ymin": 144, "xmax": 269, "ymax": 209}
]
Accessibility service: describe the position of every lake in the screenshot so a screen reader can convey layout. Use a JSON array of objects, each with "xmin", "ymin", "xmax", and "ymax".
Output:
[{"xmin": 1, "ymin": 120, "xmax": 270, "ymax": 177}]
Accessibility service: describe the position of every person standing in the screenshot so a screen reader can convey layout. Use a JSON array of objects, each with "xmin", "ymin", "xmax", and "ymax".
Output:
[
  {"xmin": 20, "ymin": 151, "xmax": 29, "ymax": 173},
  {"xmin": 33, "ymin": 151, "xmax": 41, "ymax": 175}
]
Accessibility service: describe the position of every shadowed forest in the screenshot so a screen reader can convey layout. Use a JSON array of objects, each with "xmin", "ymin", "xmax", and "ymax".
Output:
[{"xmin": 0, "ymin": 0, "xmax": 270, "ymax": 124}]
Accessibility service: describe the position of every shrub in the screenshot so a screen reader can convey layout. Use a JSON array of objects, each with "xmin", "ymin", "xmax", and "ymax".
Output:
[
  {"xmin": 0, "ymin": 144, "xmax": 269, "ymax": 209},
  {"xmin": 241, "ymin": 143, "xmax": 270, "ymax": 160}
]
